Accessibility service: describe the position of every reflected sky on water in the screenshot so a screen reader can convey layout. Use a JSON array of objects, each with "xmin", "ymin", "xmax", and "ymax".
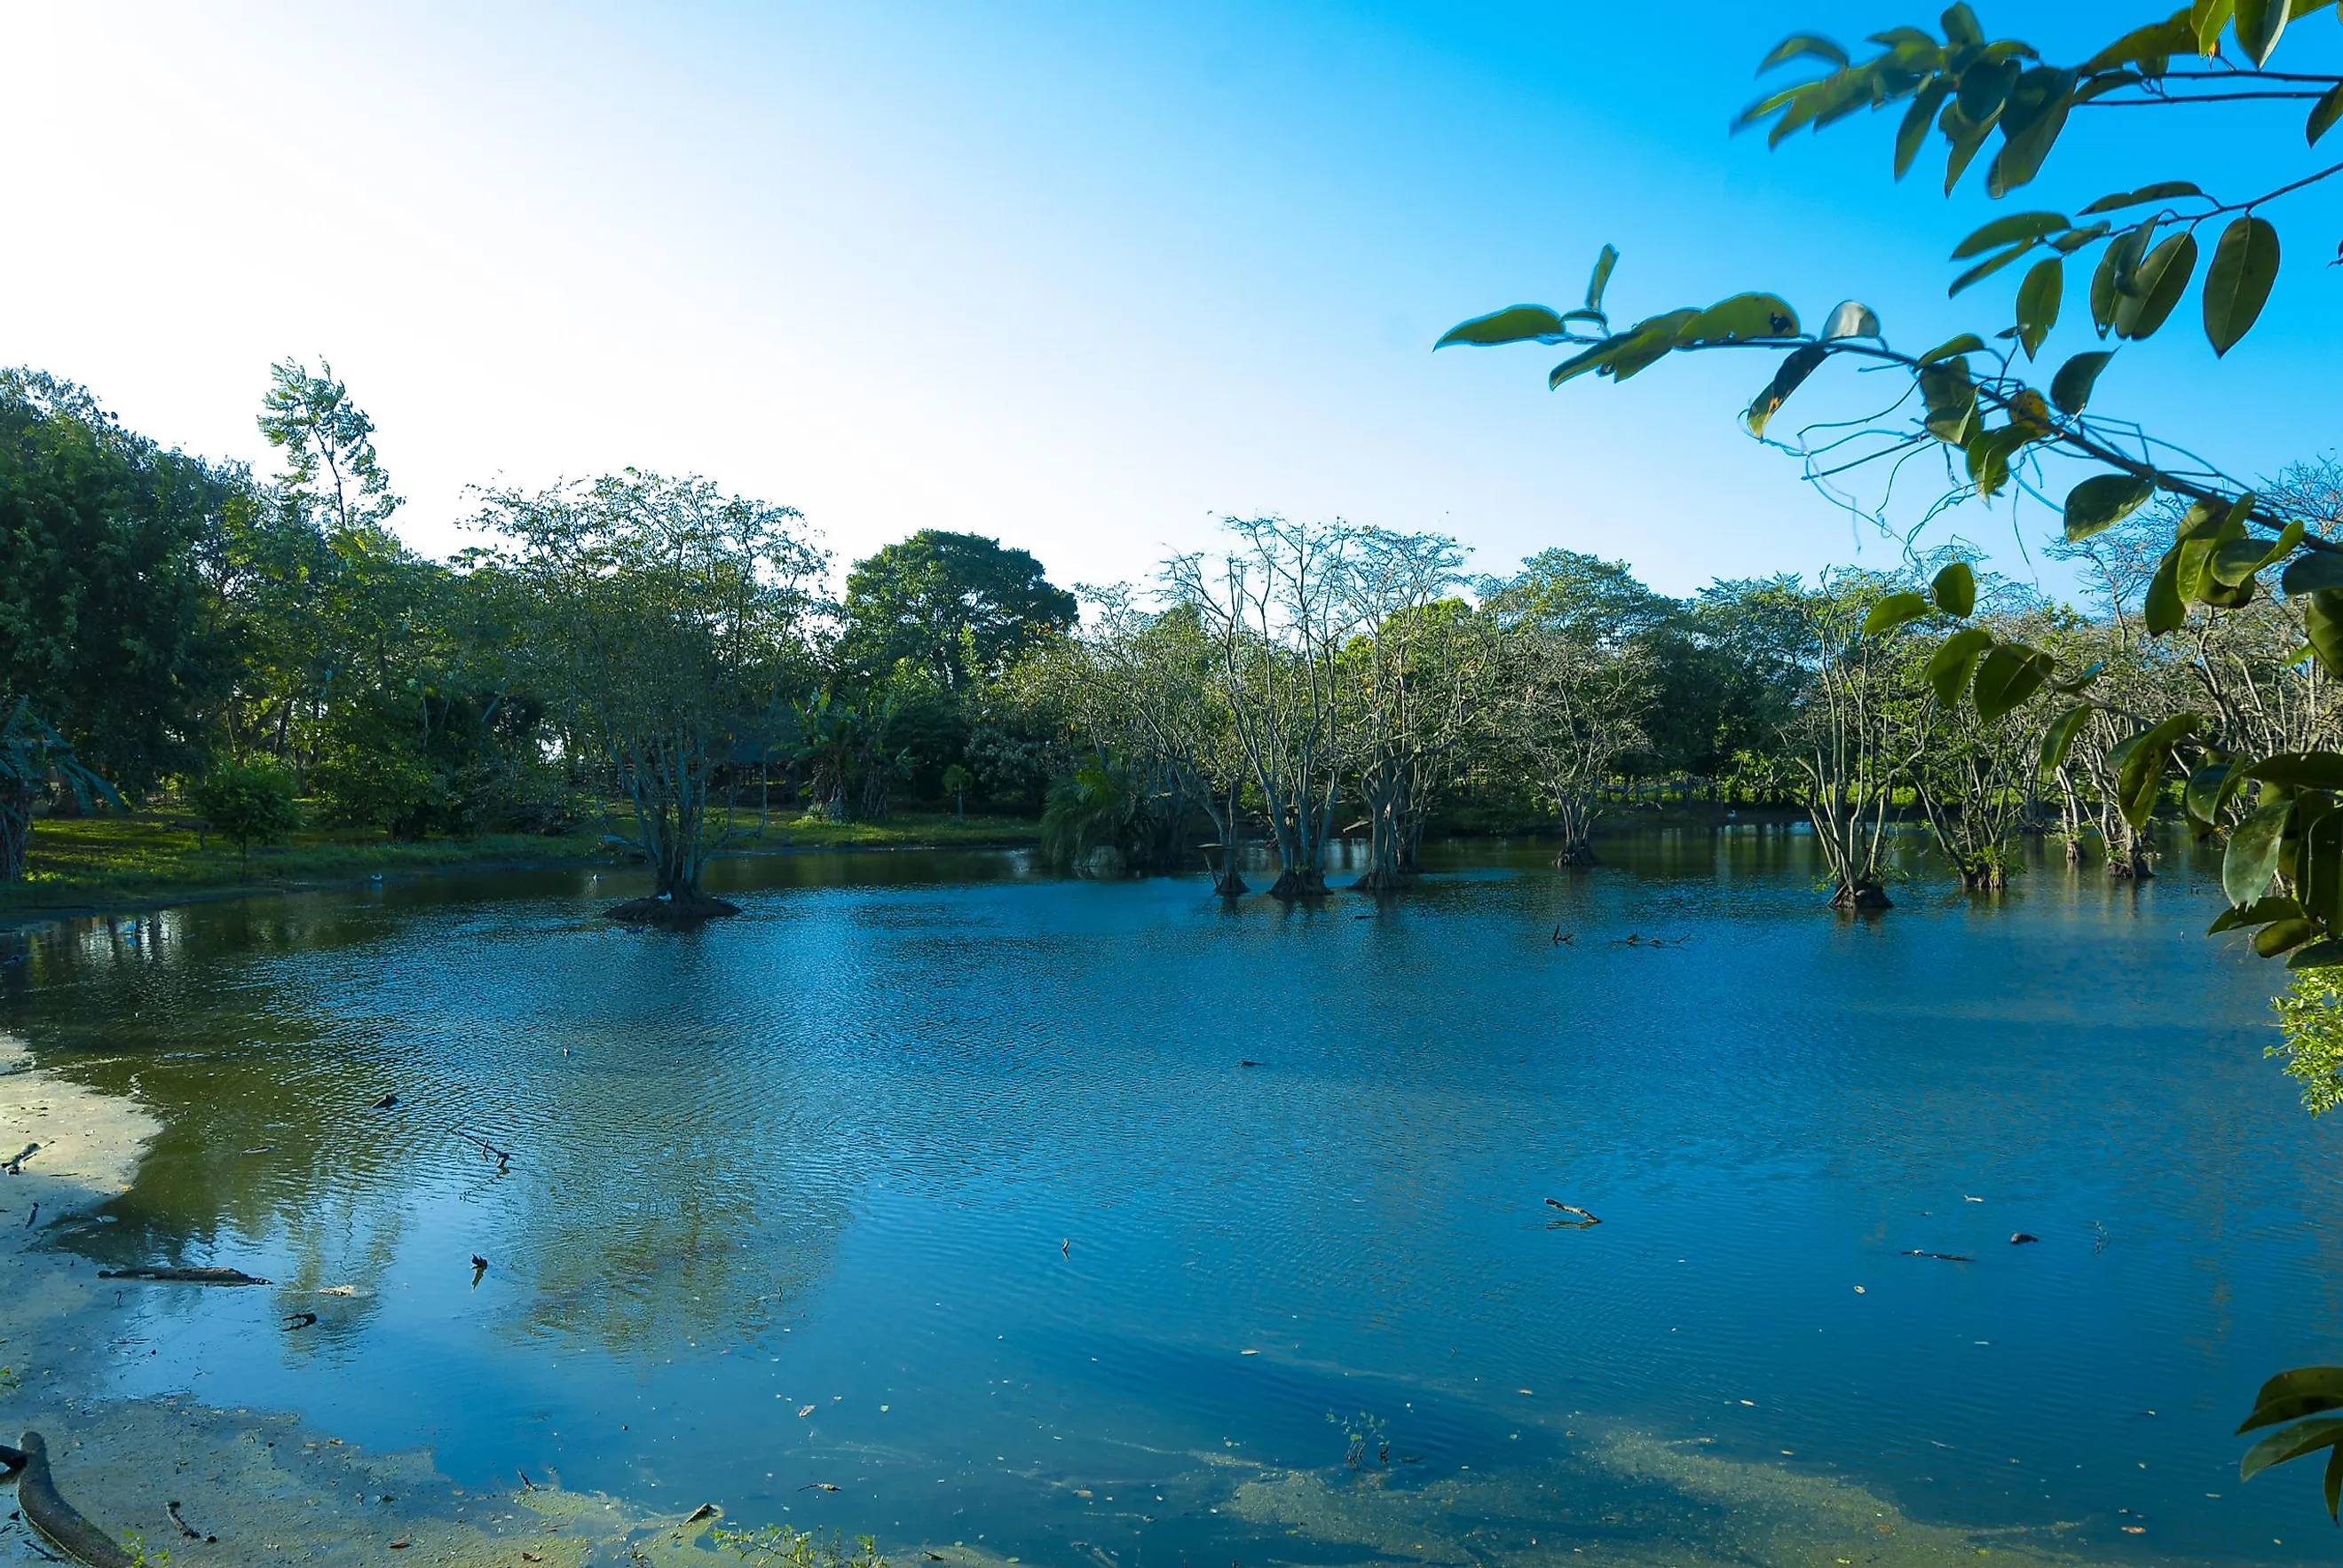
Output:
[{"xmin": 2, "ymin": 826, "xmax": 2335, "ymax": 1565}]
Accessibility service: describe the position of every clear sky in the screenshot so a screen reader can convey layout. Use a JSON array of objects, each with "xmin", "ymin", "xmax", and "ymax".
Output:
[{"xmin": 4, "ymin": 3, "xmax": 2334, "ymax": 600}]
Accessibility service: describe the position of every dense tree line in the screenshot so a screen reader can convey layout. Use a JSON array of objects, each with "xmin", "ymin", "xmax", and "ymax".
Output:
[
  {"xmin": 1012, "ymin": 496, "xmax": 2343, "ymax": 902},
  {"xmin": 10, "ymin": 358, "xmax": 2335, "ymax": 923},
  {"xmin": 0, "ymin": 364, "xmax": 1077, "ymax": 903}
]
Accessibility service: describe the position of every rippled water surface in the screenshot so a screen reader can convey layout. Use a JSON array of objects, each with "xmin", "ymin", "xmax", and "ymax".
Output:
[{"xmin": 4, "ymin": 828, "xmax": 2339, "ymax": 1566}]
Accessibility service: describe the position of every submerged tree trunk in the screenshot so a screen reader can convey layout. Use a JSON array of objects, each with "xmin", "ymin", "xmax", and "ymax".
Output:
[
  {"xmin": 604, "ymin": 726, "xmax": 742, "ymax": 925},
  {"xmin": 1268, "ymin": 866, "xmax": 1329, "ymax": 898},
  {"xmin": 1552, "ymin": 795, "xmax": 1596, "ymax": 868},
  {"xmin": 1831, "ymin": 879, "xmax": 1892, "ymax": 910}
]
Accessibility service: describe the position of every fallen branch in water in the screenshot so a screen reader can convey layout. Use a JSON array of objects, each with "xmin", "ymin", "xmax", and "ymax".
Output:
[
  {"xmin": 165, "ymin": 1501, "xmax": 212, "ymax": 1543},
  {"xmin": 446, "ymin": 1126, "xmax": 512, "ymax": 1170},
  {"xmin": 5, "ymin": 1431, "xmax": 132, "ymax": 1568},
  {"xmin": 97, "ymin": 1266, "xmax": 269, "ymax": 1286},
  {"xmin": 4, "ymin": 1145, "xmax": 38, "ymax": 1174},
  {"xmin": 1544, "ymin": 1200, "xmax": 1601, "ymax": 1226},
  {"xmin": 1901, "ymin": 1249, "xmax": 1974, "ymax": 1263}
]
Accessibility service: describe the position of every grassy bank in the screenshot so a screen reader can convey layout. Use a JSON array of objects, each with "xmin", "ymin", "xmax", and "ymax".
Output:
[{"xmin": 2, "ymin": 808, "xmax": 1043, "ymax": 918}]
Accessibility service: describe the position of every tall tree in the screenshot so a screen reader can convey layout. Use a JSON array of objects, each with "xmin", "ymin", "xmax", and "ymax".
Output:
[
  {"xmin": 837, "ymin": 530, "xmax": 1076, "ymax": 691},
  {"xmin": 0, "ymin": 368, "xmax": 232, "ymax": 805},
  {"xmin": 257, "ymin": 359, "xmax": 400, "ymax": 544},
  {"xmin": 471, "ymin": 471, "xmax": 823, "ymax": 922},
  {"xmin": 1166, "ymin": 517, "xmax": 1358, "ymax": 899}
]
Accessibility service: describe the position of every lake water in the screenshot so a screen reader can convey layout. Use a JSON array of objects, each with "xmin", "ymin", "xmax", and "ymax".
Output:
[{"xmin": 3, "ymin": 827, "xmax": 2339, "ymax": 1567}]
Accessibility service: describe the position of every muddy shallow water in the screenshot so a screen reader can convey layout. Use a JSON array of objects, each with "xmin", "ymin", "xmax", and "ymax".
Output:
[{"xmin": 0, "ymin": 827, "xmax": 2335, "ymax": 1566}]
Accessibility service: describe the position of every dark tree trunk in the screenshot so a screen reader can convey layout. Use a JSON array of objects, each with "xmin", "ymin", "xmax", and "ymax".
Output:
[
  {"xmin": 1267, "ymin": 866, "xmax": 1329, "ymax": 900},
  {"xmin": 606, "ymin": 886, "xmax": 741, "ymax": 926},
  {"xmin": 1832, "ymin": 879, "xmax": 1891, "ymax": 910}
]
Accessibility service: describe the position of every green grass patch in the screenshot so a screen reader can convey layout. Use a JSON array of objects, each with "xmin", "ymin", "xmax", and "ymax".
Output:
[
  {"xmin": 762, "ymin": 811, "xmax": 1038, "ymax": 848},
  {"xmin": 3, "ymin": 807, "xmax": 1038, "ymax": 915},
  {"xmin": 6, "ymin": 811, "xmax": 615, "ymax": 911}
]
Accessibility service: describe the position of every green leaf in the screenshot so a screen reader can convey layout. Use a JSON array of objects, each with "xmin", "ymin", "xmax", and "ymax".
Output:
[
  {"xmin": 2236, "ymin": 0, "xmax": 2291, "ymax": 64},
  {"xmin": 1956, "ymin": 56, "xmax": 2020, "ymax": 122},
  {"xmin": 1963, "ymin": 422, "xmax": 2029, "ymax": 498},
  {"xmin": 1895, "ymin": 80, "xmax": 1955, "ymax": 178},
  {"xmin": 2114, "ymin": 232, "xmax": 2197, "ymax": 340},
  {"xmin": 2256, "ymin": 917, "xmax": 2318, "ymax": 957},
  {"xmin": 1585, "ymin": 245, "xmax": 1619, "ymax": 313},
  {"xmin": 2050, "ymin": 351, "xmax": 2114, "ymax": 414},
  {"xmin": 1926, "ymin": 626, "xmax": 1996, "ymax": 705},
  {"xmin": 2081, "ymin": 18, "xmax": 2197, "ymax": 71},
  {"xmin": 2303, "ymin": 804, "xmax": 2343, "ymax": 928},
  {"xmin": 1759, "ymin": 33, "xmax": 1850, "ymax": 72},
  {"xmin": 1862, "ymin": 591, "xmax": 1935, "ymax": 636},
  {"xmin": 1745, "ymin": 344, "xmax": 1830, "ymax": 438},
  {"xmin": 2308, "ymin": 589, "xmax": 2343, "ymax": 676},
  {"xmin": 1987, "ymin": 68, "xmax": 2075, "ymax": 196},
  {"xmin": 2224, "ymin": 796, "xmax": 2293, "ymax": 905},
  {"xmin": 1941, "ymin": 3, "xmax": 1985, "ymax": 48},
  {"xmin": 2089, "ymin": 242, "xmax": 2124, "ymax": 336},
  {"xmin": 2063, "ymin": 474, "xmax": 2153, "ymax": 541},
  {"xmin": 2187, "ymin": 760, "xmax": 2248, "ymax": 826},
  {"xmin": 2116, "ymin": 713, "xmax": 2197, "ymax": 829},
  {"xmin": 1930, "ymin": 561, "xmax": 1977, "ymax": 617},
  {"xmin": 1920, "ymin": 334, "xmax": 1986, "ymax": 363},
  {"xmin": 2144, "ymin": 546, "xmax": 2188, "ymax": 634},
  {"xmin": 2015, "ymin": 257, "xmax": 2063, "ymax": 359},
  {"xmin": 2214, "ymin": 517, "xmax": 2301, "ymax": 587},
  {"xmin": 1952, "ymin": 210, "xmax": 2071, "ymax": 259},
  {"xmin": 2210, "ymin": 894, "xmax": 2303, "ymax": 934},
  {"xmin": 2310, "ymin": 82, "xmax": 2343, "ymax": 145},
  {"xmin": 1818, "ymin": 301, "xmax": 1881, "ymax": 340},
  {"xmin": 2292, "ymin": 941, "xmax": 2343, "ymax": 973},
  {"xmin": 2079, "ymin": 180, "xmax": 2205, "ymax": 215},
  {"xmin": 1437, "ymin": 305, "xmax": 1574, "ymax": 350},
  {"xmin": 1972, "ymin": 643, "xmax": 2052, "ymax": 721},
  {"xmin": 1678, "ymin": 293, "xmax": 1801, "ymax": 344},
  {"xmin": 1606, "ymin": 310, "xmax": 1700, "ymax": 382},
  {"xmin": 2242, "ymin": 1416, "xmax": 2343, "ymax": 1481},
  {"xmin": 2191, "ymin": 0, "xmax": 2238, "ymax": 54},
  {"xmin": 2325, "ymin": 1439, "xmax": 2343, "ymax": 1520},
  {"xmin": 2283, "ymin": 551, "xmax": 2343, "ymax": 597},
  {"xmin": 1941, "ymin": 100, "xmax": 1996, "ymax": 194},
  {"xmin": 1920, "ymin": 359, "xmax": 1977, "ymax": 444},
  {"xmin": 2203, "ymin": 216, "xmax": 2280, "ymax": 357},
  {"xmin": 2241, "ymin": 1367, "xmax": 2343, "ymax": 1434},
  {"xmin": 1948, "ymin": 244, "xmax": 2037, "ymax": 296},
  {"xmin": 2049, "ymin": 221, "xmax": 2112, "ymax": 255},
  {"xmin": 1549, "ymin": 333, "xmax": 1633, "ymax": 388},
  {"xmin": 2244, "ymin": 752, "xmax": 2343, "ymax": 790},
  {"xmin": 2039, "ymin": 703, "xmax": 2091, "ymax": 775}
]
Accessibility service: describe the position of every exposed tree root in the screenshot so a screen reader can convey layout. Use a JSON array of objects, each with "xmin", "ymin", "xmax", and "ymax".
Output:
[
  {"xmin": 1831, "ymin": 880, "xmax": 1891, "ymax": 910},
  {"xmin": 4, "ymin": 1431, "xmax": 133, "ymax": 1568},
  {"xmin": 605, "ymin": 889, "xmax": 742, "ymax": 926},
  {"xmin": 1266, "ymin": 869, "xmax": 1329, "ymax": 900}
]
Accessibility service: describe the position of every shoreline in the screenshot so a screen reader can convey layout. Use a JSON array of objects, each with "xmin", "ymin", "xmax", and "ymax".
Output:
[
  {"xmin": 0, "ymin": 1036, "xmax": 774, "ymax": 1565},
  {"xmin": 0, "ymin": 833, "xmax": 1043, "ymax": 936}
]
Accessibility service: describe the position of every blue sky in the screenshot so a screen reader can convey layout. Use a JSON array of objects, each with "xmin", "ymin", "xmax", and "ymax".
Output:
[{"xmin": 3, "ymin": 3, "xmax": 2334, "ymax": 600}]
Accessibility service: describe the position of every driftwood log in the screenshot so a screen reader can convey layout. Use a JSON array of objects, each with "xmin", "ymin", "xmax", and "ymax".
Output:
[
  {"xmin": 3, "ymin": 1431, "xmax": 133, "ymax": 1568},
  {"xmin": 96, "ymin": 1265, "xmax": 270, "ymax": 1286}
]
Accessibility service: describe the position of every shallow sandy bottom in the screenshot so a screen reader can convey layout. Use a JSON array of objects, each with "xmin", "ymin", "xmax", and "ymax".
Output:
[{"xmin": 0, "ymin": 1035, "xmax": 2189, "ymax": 1568}]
